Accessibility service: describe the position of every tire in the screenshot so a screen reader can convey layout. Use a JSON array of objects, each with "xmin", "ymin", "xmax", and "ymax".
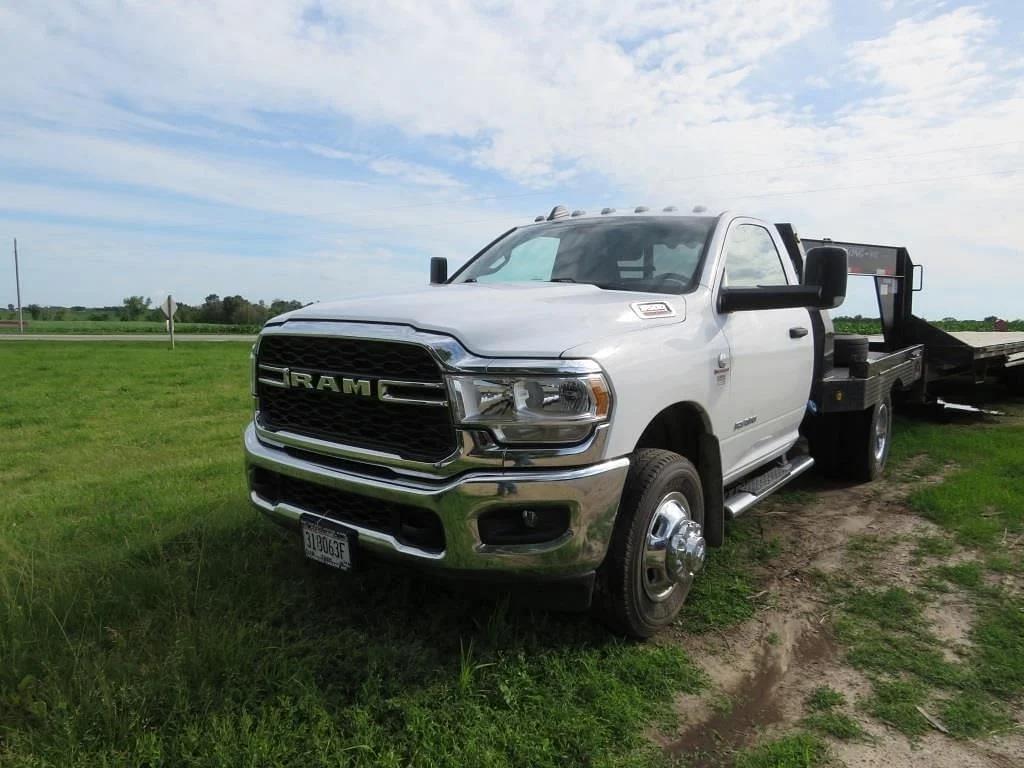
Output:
[
  {"xmin": 845, "ymin": 391, "xmax": 893, "ymax": 481},
  {"xmin": 597, "ymin": 449, "xmax": 706, "ymax": 638},
  {"xmin": 834, "ymin": 335, "xmax": 869, "ymax": 366}
]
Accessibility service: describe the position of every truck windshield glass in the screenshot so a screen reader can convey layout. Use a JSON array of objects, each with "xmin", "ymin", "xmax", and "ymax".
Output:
[{"xmin": 455, "ymin": 216, "xmax": 714, "ymax": 294}]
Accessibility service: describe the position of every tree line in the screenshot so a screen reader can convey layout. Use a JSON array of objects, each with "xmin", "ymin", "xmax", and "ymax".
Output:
[{"xmin": 4, "ymin": 295, "xmax": 306, "ymax": 325}]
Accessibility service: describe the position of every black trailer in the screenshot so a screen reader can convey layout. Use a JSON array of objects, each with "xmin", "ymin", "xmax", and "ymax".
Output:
[
  {"xmin": 770, "ymin": 227, "xmax": 1022, "ymax": 482},
  {"xmin": 801, "ymin": 236, "xmax": 1024, "ymax": 399}
]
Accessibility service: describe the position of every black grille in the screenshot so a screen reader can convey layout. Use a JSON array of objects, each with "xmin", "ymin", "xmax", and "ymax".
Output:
[
  {"xmin": 252, "ymin": 467, "xmax": 444, "ymax": 552},
  {"xmin": 257, "ymin": 334, "xmax": 457, "ymax": 462},
  {"xmin": 259, "ymin": 334, "xmax": 441, "ymax": 381}
]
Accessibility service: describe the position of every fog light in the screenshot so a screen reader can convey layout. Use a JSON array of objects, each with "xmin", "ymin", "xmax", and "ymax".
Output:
[{"xmin": 478, "ymin": 506, "xmax": 570, "ymax": 545}]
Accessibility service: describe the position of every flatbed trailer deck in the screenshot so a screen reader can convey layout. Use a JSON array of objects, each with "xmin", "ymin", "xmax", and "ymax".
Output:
[{"xmin": 945, "ymin": 332, "xmax": 1024, "ymax": 363}]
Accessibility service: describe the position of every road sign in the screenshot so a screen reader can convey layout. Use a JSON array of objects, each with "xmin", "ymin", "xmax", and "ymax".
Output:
[
  {"xmin": 161, "ymin": 295, "xmax": 177, "ymax": 349},
  {"xmin": 160, "ymin": 295, "xmax": 178, "ymax": 318}
]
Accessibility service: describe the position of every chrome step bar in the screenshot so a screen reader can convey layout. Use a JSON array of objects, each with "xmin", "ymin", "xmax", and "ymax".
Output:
[{"xmin": 724, "ymin": 455, "xmax": 815, "ymax": 519}]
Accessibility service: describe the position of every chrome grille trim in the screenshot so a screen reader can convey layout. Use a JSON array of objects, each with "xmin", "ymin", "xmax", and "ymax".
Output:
[{"xmin": 378, "ymin": 379, "xmax": 448, "ymax": 407}]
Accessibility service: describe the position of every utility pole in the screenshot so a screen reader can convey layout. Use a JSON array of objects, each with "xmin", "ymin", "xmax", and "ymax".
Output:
[{"xmin": 13, "ymin": 238, "xmax": 23, "ymax": 334}]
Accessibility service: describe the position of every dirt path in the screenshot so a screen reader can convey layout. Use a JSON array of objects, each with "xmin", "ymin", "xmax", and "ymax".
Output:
[{"xmin": 658, "ymin": 464, "xmax": 1024, "ymax": 767}]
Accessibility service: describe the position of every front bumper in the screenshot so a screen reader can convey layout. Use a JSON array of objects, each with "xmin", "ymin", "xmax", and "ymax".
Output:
[{"xmin": 244, "ymin": 423, "xmax": 629, "ymax": 577}]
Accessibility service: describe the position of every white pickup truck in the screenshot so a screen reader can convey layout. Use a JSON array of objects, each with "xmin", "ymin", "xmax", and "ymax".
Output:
[{"xmin": 244, "ymin": 205, "xmax": 929, "ymax": 637}]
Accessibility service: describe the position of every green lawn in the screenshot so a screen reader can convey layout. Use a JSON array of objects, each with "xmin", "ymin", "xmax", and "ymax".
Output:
[{"xmin": 0, "ymin": 343, "xmax": 710, "ymax": 767}]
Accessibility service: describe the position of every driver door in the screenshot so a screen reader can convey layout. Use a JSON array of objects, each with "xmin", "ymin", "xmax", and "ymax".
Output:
[{"xmin": 716, "ymin": 222, "xmax": 814, "ymax": 480}]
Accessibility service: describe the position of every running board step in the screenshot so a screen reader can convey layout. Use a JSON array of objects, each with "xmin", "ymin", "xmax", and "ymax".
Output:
[{"xmin": 724, "ymin": 455, "xmax": 815, "ymax": 519}]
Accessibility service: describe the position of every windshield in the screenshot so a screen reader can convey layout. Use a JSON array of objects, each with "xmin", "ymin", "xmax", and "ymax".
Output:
[{"xmin": 454, "ymin": 216, "xmax": 715, "ymax": 294}]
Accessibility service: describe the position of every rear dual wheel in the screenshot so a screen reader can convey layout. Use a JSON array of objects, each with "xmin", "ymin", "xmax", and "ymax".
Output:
[
  {"xmin": 811, "ymin": 390, "xmax": 893, "ymax": 482},
  {"xmin": 598, "ymin": 449, "xmax": 706, "ymax": 638}
]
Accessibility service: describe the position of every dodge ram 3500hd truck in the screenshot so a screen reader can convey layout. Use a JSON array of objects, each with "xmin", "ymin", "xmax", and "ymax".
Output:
[{"xmin": 244, "ymin": 205, "xmax": 936, "ymax": 637}]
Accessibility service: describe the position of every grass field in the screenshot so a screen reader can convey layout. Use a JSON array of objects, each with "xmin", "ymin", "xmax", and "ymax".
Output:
[
  {"xmin": 0, "ymin": 343, "xmax": 728, "ymax": 767},
  {"xmin": 2, "ymin": 343, "xmax": 1021, "ymax": 767}
]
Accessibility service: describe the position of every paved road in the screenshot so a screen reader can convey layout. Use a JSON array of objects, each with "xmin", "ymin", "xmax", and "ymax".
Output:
[{"xmin": 0, "ymin": 334, "xmax": 256, "ymax": 342}]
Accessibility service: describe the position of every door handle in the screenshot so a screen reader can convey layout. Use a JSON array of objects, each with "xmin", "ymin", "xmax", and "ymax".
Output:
[{"xmin": 789, "ymin": 326, "xmax": 809, "ymax": 339}]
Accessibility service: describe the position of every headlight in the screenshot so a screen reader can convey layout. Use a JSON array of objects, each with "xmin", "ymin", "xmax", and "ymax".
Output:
[{"xmin": 447, "ymin": 372, "xmax": 611, "ymax": 444}]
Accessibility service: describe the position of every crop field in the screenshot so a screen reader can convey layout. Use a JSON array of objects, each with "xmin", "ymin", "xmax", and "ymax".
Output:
[{"xmin": 2, "ymin": 343, "xmax": 1022, "ymax": 767}]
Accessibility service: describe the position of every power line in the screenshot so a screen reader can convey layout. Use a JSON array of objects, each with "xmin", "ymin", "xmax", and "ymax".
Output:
[
  {"xmin": 728, "ymin": 167, "xmax": 1022, "ymax": 201},
  {"xmin": 13, "ymin": 238, "xmax": 24, "ymax": 333}
]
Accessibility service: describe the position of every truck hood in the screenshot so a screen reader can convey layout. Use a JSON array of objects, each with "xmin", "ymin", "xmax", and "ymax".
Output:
[{"xmin": 272, "ymin": 283, "xmax": 685, "ymax": 358}]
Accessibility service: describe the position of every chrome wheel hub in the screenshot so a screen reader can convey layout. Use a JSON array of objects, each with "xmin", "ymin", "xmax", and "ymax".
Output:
[
  {"xmin": 641, "ymin": 491, "xmax": 706, "ymax": 603},
  {"xmin": 874, "ymin": 402, "xmax": 890, "ymax": 462}
]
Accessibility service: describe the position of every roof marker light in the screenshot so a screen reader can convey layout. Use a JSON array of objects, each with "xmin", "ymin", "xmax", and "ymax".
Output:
[
  {"xmin": 548, "ymin": 205, "xmax": 570, "ymax": 220},
  {"xmin": 601, "ymin": 207, "xmax": 616, "ymax": 215},
  {"xmin": 634, "ymin": 206, "xmax": 649, "ymax": 213},
  {"xmin": 692, "ymin": 205, "xmax": 708, "ymax": 213},
  {"xmin": 571, "ymin": 209, "xmax": 586, "ymax": 217},
  {"xmin": 534, "ymin": 215, "xmax": 545, "ymax": 222},
  {"xmin": 663, "ymin": 205, "xmax": 678, "ymax": 212}
]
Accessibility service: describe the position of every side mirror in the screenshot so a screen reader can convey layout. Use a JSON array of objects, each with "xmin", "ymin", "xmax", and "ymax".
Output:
[
  {"xmin": 430, "ymin": 257, "xmax": 448, "ymax": 284},
  {"xmin": 719, "ymin": 285, "xmax": 822, "ymax": 313},
  {"xmin": 804, "ymin": 246, "xmax": 847, "ymax": 309}
]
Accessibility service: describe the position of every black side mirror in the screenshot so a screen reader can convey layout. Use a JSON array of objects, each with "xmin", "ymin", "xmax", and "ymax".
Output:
[
  {"xmin": 804, "ymin": 246, "xmax": 847, "ymax": 309},
  {"xmin": 719, "ymin": 285, "xmax": 822, "ymax": 313},
  {"xmin": 430, "ymin": 257, "xmax": 448, "ymax": 284}
]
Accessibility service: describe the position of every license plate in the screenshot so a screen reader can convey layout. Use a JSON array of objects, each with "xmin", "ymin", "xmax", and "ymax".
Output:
[{"xmin": 301, "ymin": 516, "xmax": 354, "ymax": 571}]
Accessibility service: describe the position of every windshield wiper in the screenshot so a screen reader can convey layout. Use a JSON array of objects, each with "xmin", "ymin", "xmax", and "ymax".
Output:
[{"xmin": 549, "ymin": 277, "xmax": 579, "ymax": 283}]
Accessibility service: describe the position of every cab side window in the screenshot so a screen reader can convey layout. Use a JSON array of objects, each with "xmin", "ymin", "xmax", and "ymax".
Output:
[{"xmin": 722, "ymin": 225, "xmax": 789, "ymax": 287}]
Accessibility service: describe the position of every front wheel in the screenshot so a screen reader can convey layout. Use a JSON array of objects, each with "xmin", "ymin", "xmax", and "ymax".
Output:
[{"xmin": 597, "ymin": 449, "xmax": 706, "ymax": 638}]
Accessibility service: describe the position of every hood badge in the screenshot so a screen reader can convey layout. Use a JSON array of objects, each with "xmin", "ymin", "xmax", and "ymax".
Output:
[{"xmin": 631, "ymin": 301, "xmax": 677, "ymax": 319}]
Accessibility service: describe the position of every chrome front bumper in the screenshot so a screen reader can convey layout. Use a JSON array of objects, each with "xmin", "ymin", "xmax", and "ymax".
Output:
[{"xmin": 244, "ymin": 423, "xmax": 630, "ymax": 577}]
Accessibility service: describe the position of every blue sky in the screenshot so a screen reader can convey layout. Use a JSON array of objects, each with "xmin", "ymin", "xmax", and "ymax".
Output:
[{"xmin": 1, "ymin": 0, "xmax": 1021, "ymax": 318}]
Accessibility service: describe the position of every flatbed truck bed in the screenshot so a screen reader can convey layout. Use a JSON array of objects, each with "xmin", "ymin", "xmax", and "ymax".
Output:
[{"xmin": 818, "ymin": 344, "xmax": 924, "ymax": 413}]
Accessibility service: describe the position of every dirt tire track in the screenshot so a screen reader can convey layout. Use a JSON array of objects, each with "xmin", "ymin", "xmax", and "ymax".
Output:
[{"xmin": 658, "ymin": 462, "xmax": 1024, "ymax": 767}]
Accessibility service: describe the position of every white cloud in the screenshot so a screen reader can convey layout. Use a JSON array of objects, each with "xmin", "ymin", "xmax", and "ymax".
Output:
[
  {"xmin": 847, "ymin": 6, "xmax": 998, "ymax": 112},
  {"xmin": 368, "ymin": 158, "xmax": 463, "ymax": 188},
  {"xmin": 0, "ymin": 1, "xmax": 1022, "ymax": 316}
]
